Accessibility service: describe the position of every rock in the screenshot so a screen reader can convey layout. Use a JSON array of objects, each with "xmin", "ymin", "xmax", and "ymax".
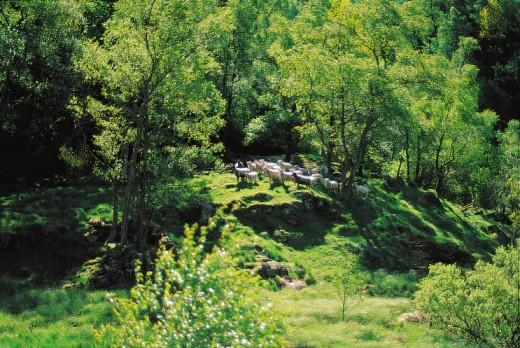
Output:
[
  {"xmin": 259, "ymin": 260, "xmax": 289, "ymax": 278},
  {"xmin": 272, "ymin": 229, "xmax": 289, "ymax": 243},
  {"xmin": 84, "ymin": 233, "xmax": 98, "ymax": 244},
  {"xmin": 278, "ymin": 277, "xmax": 307, "ymax": 290},
  {"xmin": 398, "ymin": 311, "xmax": 425, "ymax": 323},
  {"xmin": 259, "ymin": 231, "xmax": 270, "ymax": 239}
]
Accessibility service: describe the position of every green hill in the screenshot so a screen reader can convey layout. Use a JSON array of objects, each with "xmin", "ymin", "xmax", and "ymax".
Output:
[
  {"xmin": 189, "ymin": 171, "xmax": 512, "ymax": 347},
  {"xmin": 0, "ymin": 171, "xmax": 512, "ymax": 347}
]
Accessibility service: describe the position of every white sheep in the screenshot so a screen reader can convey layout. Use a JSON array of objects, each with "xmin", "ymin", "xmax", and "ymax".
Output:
[
  {"xmin": 324, "ymin": 178, "xmax": 340, "ymax": 193},
  {"xmin": 265, "ymin": 167, "xmax": 284, "ymax": 184},
  {"xmin": 354, "ymin": 183, "xmax": 369, "ymax": 196},
  {"xmin": 277, "ymin": 160, "xmax": 293, "ymax": 171},
  {"xmin": 281, "ymin": 171, "xmax": 295, "ymax": 182},
  {"xmin": 311, "ymin": 173, "xmax": 323, "ymax": 181},
  {"xmin": 293, "ymin": 173, "xmax": 318, "ymax": 189},
  {"xmin": 246, "ymin": 171, "xmax": 258, "ymax": 184}
]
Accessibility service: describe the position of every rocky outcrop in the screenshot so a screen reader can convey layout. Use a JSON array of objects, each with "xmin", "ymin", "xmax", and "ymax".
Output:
[
  {"xmin": 398, "ymin": 311, "xmax": 426, "ymax": 323},
  {"xmin": 277, "ymin": 277, "xmax": 307, "ymax": 290},
  {"xmin": 259, "ymin": 260, "xmax": 289, "ymax": 278},
  {"xmin": 90, "ymin": 243, "xmax": 139, "ymax": 288},
  {"xmin": 82, "ymin": 218, "xmax": 112, "ymax": 245}
]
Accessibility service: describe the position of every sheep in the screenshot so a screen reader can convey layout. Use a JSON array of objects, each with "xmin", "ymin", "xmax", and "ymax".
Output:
[
  {"xmin": 311, "ymin": 173, "xmax": 323, "ymax": 182},
  {"xmin": 281, "ymin": 171, "xmax": 296, "ymax": 182},
  {"xmin": 324, "ymin": 178, "xmax": 340, "ymax": 193},
  {"xmin": 354, "ymin": 182, "xmax": 369, "ymax": 196},
  {"xmin": 277, "ymin": 160, "xmax": 293, "ymax": 171},
  {"xmin": 234, "ymin": 161, "xmax": 250, "ymax": 182},
  {"xmin": 265, "ymin": 167, "xmax": 284, "ymax": 184},
  {"xmin": 293, "ymin": 173, "xmax": 318, "ymax": 189},
  {"xmin": 245, "ymin": 171, "xmax": 258, "ymax": 184},
  {"xmin": 311, "ymin": 168, "xmax": 320, "ymax": 175}
]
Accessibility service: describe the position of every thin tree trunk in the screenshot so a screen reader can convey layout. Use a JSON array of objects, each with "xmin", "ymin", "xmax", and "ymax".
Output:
[
  {"xmin": 397, "ymin": 155, "xmax": 403, "ymax": 178},
  {"xmin": 414, "ymin": 134, "xmax": 423, "ymax": 185},
  {"xmin": 434, "ymin": 133, "xmax": 445, "ymax": 192},
  {"xmin": 107, "ymin": 182, "xmax": 118, "ymax": 243},
  {"xmin": 405, "ymin": 129, "xmax": 410, "ymax": 182},
  {"xmin": 120, "ymin": 142, "xmax": 137, "ymax": 246}
]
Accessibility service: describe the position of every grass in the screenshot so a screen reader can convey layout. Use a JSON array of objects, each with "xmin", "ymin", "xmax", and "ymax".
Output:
[
  {"xmin": 0, "ymin": 288, "xmax": 119, "ymax": 348},
  {"xmin": 265, "ymin": 284, "xmax": 470, "ymax": 347},
  {"xmin": 187, "ymin": 171, "xmax": 510, "ymax": 347},
  {"xmin": 0, "ymin": 170, "xmax": 511, "ymax": 347},
  {"xmin": 0, "ymin": 184, "xmax": 112, "ymax": 236}
]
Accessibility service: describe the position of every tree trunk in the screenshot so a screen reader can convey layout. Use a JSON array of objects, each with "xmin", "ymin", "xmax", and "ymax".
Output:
[
  {"xmin": 397, "ymin": 155, "xmax": 403, "ymax": 178},
  {"xmin": 120, "ymin": 142, "xmax": 137, "ymax": 246},
  {"xmin": 414, "ymin": 134, "xmax": 423, "ymax": 185},
  {"xmin": 136, "ymin": 111, "xmax": 150, "ymax": 249},
  {"xmin": 434, "ymin": 133, "xmax": 445, "ymax": 193},
  {"xmin": 107, "ymin": 182, "xmax": 118, "ymax": 243},
  {"xmin": 405, "ymin": 129, "xmax": 410, "ymax": 182}
]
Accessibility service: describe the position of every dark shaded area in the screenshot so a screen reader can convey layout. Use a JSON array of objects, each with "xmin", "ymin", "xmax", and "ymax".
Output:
[
  {"xmin": 332, "ymin": 181, "xmax": 506, "ymax": 271},
  {"xmin": 234, "ymin": 194, "xmax": 337, "ymax": 249},
  {"xmin": 0, "ymin": 185, "xmax": 111, "ymax": 292}
]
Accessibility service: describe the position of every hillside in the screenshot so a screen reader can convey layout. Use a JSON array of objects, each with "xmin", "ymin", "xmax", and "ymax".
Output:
[
  {"xmin": 0, "ymin": 170, "xmax": 513, "ymax": 347},
  {"xmin": 189, "ymin": 170, "xmax": 512, "ymax": 347}
]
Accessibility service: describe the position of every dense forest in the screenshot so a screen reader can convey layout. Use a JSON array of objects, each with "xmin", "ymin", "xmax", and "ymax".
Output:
[{"xmin": 0, "ymin": 0, "xmax": 518, "ymax": 347}]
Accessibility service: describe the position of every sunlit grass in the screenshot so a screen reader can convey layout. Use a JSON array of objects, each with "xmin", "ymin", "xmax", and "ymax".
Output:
[
  {"xmin": 265, "ymin": 283, "xmax": 469, "ymax": 347},
  {"xmin": 0, "ymin": 289, "xmax": 120, "ymax": 348}
]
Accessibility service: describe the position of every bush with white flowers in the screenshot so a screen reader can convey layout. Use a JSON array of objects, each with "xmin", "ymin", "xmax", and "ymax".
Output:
[{"xmin": 97, "ymin": 217, "xmax": 286, "ymax": 347}]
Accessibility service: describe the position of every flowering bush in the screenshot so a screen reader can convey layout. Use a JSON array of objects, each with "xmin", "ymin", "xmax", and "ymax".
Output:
[{"xmin": 97, "ymin": 219, "xmax": 286, "ymax": 347}]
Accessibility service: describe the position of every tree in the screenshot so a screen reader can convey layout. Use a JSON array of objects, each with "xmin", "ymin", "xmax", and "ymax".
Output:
[
  {"xmin": 333, "ymin": 253, "xmax": 362, "ymax": 321},
  {"xmin": 497, "ymin": 120, "xmax": 520, "ymax": 237},
  {"xmin": 415, "ymin": 242, "xmax": 520, "ymax": 348},
  {"xmin": 78, "ymin": 0, "xmax": 224, "ymax": 246},
  {"xmin": 272, "ymin": 0, "xmax": 411, "ymax": 197},
  {"xmin": 97, "ymin": 217, "xmax": 286, "ymax": 347},
  {"xmin": 0, "ymin": 0, "xmax": 85, "ymax": 182}
]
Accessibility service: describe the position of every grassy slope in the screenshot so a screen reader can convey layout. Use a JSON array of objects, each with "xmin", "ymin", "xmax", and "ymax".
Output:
[
  {"xmin": 0, "ymin": 173, "xmax": 509, "ymax": 347},
  {"xmin": 0, "ymin": 185, "xmax": 115, "ymax": 348},
  {"xmin": 196, "ymin": 172, "xmax": 507, "ymax": 347}
]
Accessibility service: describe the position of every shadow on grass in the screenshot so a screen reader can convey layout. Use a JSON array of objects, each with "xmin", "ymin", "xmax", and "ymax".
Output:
[
  {"xmin": 338, "ymin": 183, "xmax": 481, "ymax": 271},
  {"xmin": 234, "ymin": 199, "xmax": 339, "ymax": 250},
  {"xmin": 0, "ymin": 185, "xmax": 112, "ymax": 289}
]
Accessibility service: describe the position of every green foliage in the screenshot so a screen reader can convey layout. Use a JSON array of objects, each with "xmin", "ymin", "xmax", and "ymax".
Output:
[
  {"xmin": 97, "ymin": 219, "xmax": 286, "ymax": 347},
  {"xmin": 333, "ymin": 253, "xmax": 363, "ymax": 321},
  {"xmin": 415, "ymin": 242, "xmax": 520, "ymax": 347},
  {"xmin": 365, "ymin": 270, "xmax": 419, "ymax": 298},
  {"xmin": 497, "ymin": 120, "xmax": 520, "ymax": 234}
]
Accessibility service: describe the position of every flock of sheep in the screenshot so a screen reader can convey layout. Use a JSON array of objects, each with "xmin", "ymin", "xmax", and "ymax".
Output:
[{"xmin": 233, "ymin": 159, "xmax": 369, "ymax": 196}]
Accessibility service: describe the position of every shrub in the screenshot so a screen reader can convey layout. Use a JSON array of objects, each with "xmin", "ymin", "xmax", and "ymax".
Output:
[
  {"xmin": 97, "ymin": 219, "xmax": 286, "ymax": 347},
  {"xmin": 333, "ymin": 253, "xmax": 363, "ymax": 321},
  {"xmin": 415, "ymin": 242, "xmax": 520, "ymax": 348},
  {"xmin": 365, "ymin": 270, "xmax": 419, "ymax": 297}
]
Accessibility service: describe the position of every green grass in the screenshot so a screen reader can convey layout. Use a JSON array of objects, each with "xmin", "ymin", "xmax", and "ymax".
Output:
[
  {"xmin": 187, "ymin": 171, "xmax": 511, "ymax": 347},
  {"xmin": 265, "ymin": 284, "xmax": 469, "ymax": 347},
  {"xmin": 0, "ymin": 288, "xmax": 119, "ymax": 348},
  {"xmin": 0, "ymin": 171, "xmax": 511, "ymax": 347},
  {"xmin": 0, "ymin": 184, "xmax": 112, "ymax": 236}
]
